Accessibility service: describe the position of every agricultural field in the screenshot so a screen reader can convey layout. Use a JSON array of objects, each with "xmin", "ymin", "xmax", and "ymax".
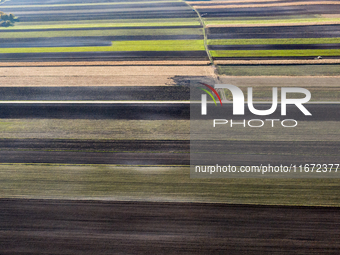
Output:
[
  {"xmin": 186, "ymin": 0, "xmax": 340, "ymax": 75},
  {"xmin": 0, "ymin": 0, "xmax": 338, "ymax": 202},
  {"xmin": 0, "ymin": 1, "xmax": 340, "ymax": 253},
  {"xmin": 0, "ymin": 0, "xmax": 207, "ymax": 62}
]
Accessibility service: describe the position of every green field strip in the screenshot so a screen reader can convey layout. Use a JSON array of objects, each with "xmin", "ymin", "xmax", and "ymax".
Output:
[
  {"xmin": 208, "ymin": 38, "xmax": 340, "ymax": 45},
  {"xmin": 0, "ymin": 21, "xmax": 201, "ymax": 30},
  {"xmin": 0, "ymin": 164, "xmax": 339, "ymax": 206},
  {"xmin": 191, "ymin": 120, "xmax": 340, "ymax": 142},
  {"xmin": 0, "ymin": 40, "xmax": 205, "ymax": 53},
  {"xmin": 110, "ymin": 40, "xmax": 205, "ymax": 51},
  {"xmin": 19, "ymin": 18, "xmax": 200, "ymax": 26},
  {"xmin": 203, "ymin": 14, "xmax": 321, "ymax": 21},
  {"xmin": 211, "ymin": 49, "xmax": 340, "ymax": 57},
  {"xmin": 0, "ymin": 120, "xmax": 190, "ymax": 140},
  {"xmin": 217, "ymin": 65, "xmax": 340, "ymax": 76},
  {"xmin": 0, "ymin": 0, "xmax": 182, "ymax": 9},
  {"xmin": 0, "ymin": 119, "xmax": 338, "ymax": 142},
  {"xmin": 205, "ymin": 18, "xmax": 340, "ymax": 26},
  {"xmin": 0, "ymin": 28, "xmax": 203, "ymax": 38}
]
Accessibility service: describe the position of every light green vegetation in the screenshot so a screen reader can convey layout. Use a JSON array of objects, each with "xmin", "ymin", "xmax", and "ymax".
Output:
[
  {"xmin": 0, "ymin": 164, "xmax": 339, "ymax": 206},
  {"xmin": 0, "ymin": 20, "xmax": 201, "ymax": 30},
  {"xmin": 20, "ymin": 18, "xmax": 199, "ymax": 26},
  {"xmin": 203, "ymin": 15, "xmax": 321, "ymax": 21},
  {"xmin": 0, "ymin": 0, "xmax": 181, "ymax": 8},
  {"xmin": 211, "ymin": 49, "xmax": 340, "ymax": 58},
  {"xmin": 208, "ymin": 38, "xmax": 340, "ymax": 45},
  {"xmin": 205, "ymin": 18, "xmax": 340, "ymax": 26},
  {"xmin": 191, "ymin": 121, "xmax": 340, "ymax": 142},
  {"xmin": 217, "ymin": 64, "xmax": 340, "ymax": 76},
  {"xmin": 0, "ymin": 119, "xmax": 189, "ymax": 140},
  {"xmin": 111, "ymin": 40, "xmax": 205, "ymax": 51},
  {"xmin": 0, "ymin": 40, "xmax": 204, "ymax": 53},
  {"xmin": 0, "ymin": 28, "xmax": 203, "ymax": 38}
]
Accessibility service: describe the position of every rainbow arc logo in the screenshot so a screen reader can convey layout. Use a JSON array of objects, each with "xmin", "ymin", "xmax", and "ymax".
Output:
[{"xmin": 198, "ymin": 82, "xmax": 223, "ymax": 106}]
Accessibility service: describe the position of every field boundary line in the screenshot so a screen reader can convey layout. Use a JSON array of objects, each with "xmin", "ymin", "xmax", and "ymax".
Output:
[{"xmin": 182, "ymin": 1, "xmax": 213, "ymax": 65}]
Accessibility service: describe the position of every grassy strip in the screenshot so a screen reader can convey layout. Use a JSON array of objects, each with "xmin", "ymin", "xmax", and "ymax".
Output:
[
  {"xmin": 0, "ymin": 21, "xmax": 201, "ymax": 30},
  {"xmin": 208, "ymin": 38, "xmax": 340, "ymax": 45},
  {"xmin": 0, "ymin": 28, "xmax": 203, "ymax": 38},
  {"xmin": 217, "ymin": 64, "xmax": 340, "ymax": 76},
  {"xmin": 0, "ymin": 119, "xmax": 190, "ymax": 140},
  {"xmin": 205, "ymin": 17, "xmax": 340, "ymax": 25},
  {"xmin": 0, "ymin": 0, "xmax": 182, "ymax": 8},
  {"xmin": 191, "ymin": 120, "xmax": 340, "ymax": 142},
  {"xmin": 0, "ymin": 119, "xmax": 338, "ymax": 142},
  {"xmin": 18, "ymin": 18, "xmax": 200, "ymax": 26},
  {"xmin": 0, "ymin": 164, "xmax": 339, "ymax": 206},
  {"xmin": 0, "ymin": 40, "xmax": 205, "ymax": 53},
  {"xmin": 204, "ymin": 15, "xmax": 322, "ymax": 21},
  {"xmin": 110, "ymin": 40, "xmax": 205, "ymax": 51},
  {"xmin": 210, "ymin": 49, "xmax": 340, "ymax": 57}
]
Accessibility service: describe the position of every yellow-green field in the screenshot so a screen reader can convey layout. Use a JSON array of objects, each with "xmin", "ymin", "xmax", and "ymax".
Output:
[{"xmin": 0, "ymin": 164, "xmax": 339, "ymax": 206}]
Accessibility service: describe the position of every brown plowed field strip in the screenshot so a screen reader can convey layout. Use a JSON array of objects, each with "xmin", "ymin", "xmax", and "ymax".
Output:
[
  {"xmin": 188, "ymin": 0, "xmax": 309, "ymax": 3},
  {"xmin": 193, "ymin": 1, "xmax": 340, "ymax": 9},
  {"xmin": 0, "ymin": 61, "xmax": 210, "ymax": 67},
  {"xmin": 0, "ymin": 65, "xmax": 214, "ymax": 87},
  {"xmin": 2, "ymin": 199, "xmax": 340, "ymax": 254},
  {"xmin": 215, "ymin": 59, "xmax": 340, "ymax": 65}
]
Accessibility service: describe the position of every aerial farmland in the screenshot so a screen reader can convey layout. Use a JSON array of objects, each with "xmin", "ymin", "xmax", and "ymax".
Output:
[{"xmin": 0, "ymin": 0, "xmax": 340, "ymax": 254}]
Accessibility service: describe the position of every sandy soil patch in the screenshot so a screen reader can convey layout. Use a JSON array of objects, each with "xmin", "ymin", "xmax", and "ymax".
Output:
[
  {"xmin": 322, "ymin": 14, "xmax": 340, "ymax": 18},
  {"xmin": 0, "ymin": 65, "xmax": 215, "ymax": 87}
]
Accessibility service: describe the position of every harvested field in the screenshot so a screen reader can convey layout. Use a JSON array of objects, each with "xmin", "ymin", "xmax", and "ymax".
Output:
[
  {"xmin": 0, "ymin": 65, "xmax": 214, "ymax": 76},
  {"xmin": 0, "ymin": 65, "xmax": 214, "ymax": 86},
  {"xmin": 0, "ymin": 119, "xmax": 190, "ymax": 140}
]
